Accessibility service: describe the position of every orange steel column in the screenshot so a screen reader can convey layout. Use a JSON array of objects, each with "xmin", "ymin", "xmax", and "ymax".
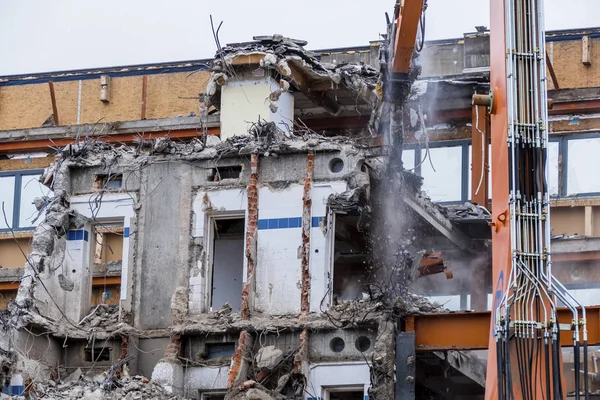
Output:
[{"xmin": 484, "ymin": 0, "xmax": 510, "ymax": 398}]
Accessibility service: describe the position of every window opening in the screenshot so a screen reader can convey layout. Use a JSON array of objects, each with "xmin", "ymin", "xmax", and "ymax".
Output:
[
  {"xmin": 329, "ymin": 337, "xmax": 345, "ymax": 353},
  {"xmin": 209, "ymin": 166, "xmax": 242, "ymax": 181},
  {"xmin": 84, "ymin": 346, "xmax": 111, "ymax": 362},
  {"xmin": 200, "ymin": 392, "xmax": 226, "ymax": 400},
  {"xmin": 91, "ymin": 223, "xmax": 123, "ymax": 307},
  {"xmin": 0, "ymin": 170, "xmax": 51, "ymax": 231},
  {"xmin": 325, "ymin": 388, "xmax": 364, "ymax": 400},
  {"xmin": 333, "ymin": 213, "xmax": 368, "ymax": 303},
  {"xmin": 94, "ymin": 174, "xmax": 123, "ymax": 190},
  {"xmin": 210, "ymin": 217, "xmax": 245, "ymax": 312},
  {"xmin": 206, "ymin": 342, "xmax": 236, "ymax": 359},
  {"xmin": 0, "ymin": 290, "xmax": 18, "ymax": 311}
]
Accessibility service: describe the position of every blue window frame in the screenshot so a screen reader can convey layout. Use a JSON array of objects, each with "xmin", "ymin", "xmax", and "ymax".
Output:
[
  {"xmin": 0, "ymin": 169, "xmax": 51, "ymax": 231},
  {"xmin": 404, "ymin": 133, "xmax": 599, "ymax": 203},
  {"xmin": 404, "ymin": 140, "xmax": 470, "ymax": 204}
]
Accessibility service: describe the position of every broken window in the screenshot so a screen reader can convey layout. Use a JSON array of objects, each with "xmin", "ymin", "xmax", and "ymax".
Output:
[
  {"xmin": 332, "ymin": 213, "xmax": 368, "ymax": 303},
  {"xmin": 567, "ymin": 137, "xmax": 600, "ymax": 194},
  {"xmin": 205, "ymin": 342, "xmax": 236, "ymax": 359},
  {"xmin": 84, "ymin": 346, "xmax": 111, "ymax": 363},
  {"xmin": 420, "ymin": 145, "xmax": 463, "ymax": 202},
  {"xmin": 209, "ymin": 217, "xmax": 245, "ymax": 312},
  {"xmin": 0, "ymin": 290, "xmax": 18, "ymax": 310},
  {"xmin": 91, "ymin": 223, "xmax": 123, "ymax": 307},
  {"xmin": 94, "ymin": 174, "xmax": 123, "ymax": 190},
  {"xmin": 0, "ymin": 170, "xmax": 51, "ymax": 231},
  {"xmin": 324, "ymin": 388, "xmax": 364, "ymax": 400},
  {"xmin": 209, "ymin": 165, "xmax": 242, "ymax": 181},
  {"xmin": 200, "ymin": 392, "xmax": 226, "ymax": 400}
]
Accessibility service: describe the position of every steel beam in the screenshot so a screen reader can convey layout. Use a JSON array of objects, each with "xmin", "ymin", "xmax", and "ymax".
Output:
[{"xmin": 405, "ymin": 306, "xmax": 600, "ymax": 351}]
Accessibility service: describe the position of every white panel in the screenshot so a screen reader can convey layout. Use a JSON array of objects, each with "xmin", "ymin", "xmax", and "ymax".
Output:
[
  {"xmin": 19, "ymin": 174, "xmax": 52, "ymax": 228},
  {"xmin": 70, "ymin": 193, "xmax": 136, "ymax": 220},
  {"xmin": 421, "ymin": 146, "xmax": 462, "ymax": 202},
  {"xmin": 256, "ymin": 229, "xmax": 302, "ymax": 314},
  {"xmin": 0, "ymin": 176, "xmax": 15, "ymax": 229},
  {"xmin": 306, "ymin": 362, "xmax": 370, "ymax": 399},
  {"xmin": 567, "ymin": 137, "xmax": 600, "ymax": 194},
  {"xmin": 311, "ymin": 182, "xmax": 347, "ymax": 217},
  {"xmin": 259, "ymin": 185, "xmax": 304, "ymax": 219},
  {"xmin": 192, "ymin": 189, "xmax": 247, "ymax": 237},
  {"xmin": 309, "ymin": 182, "xmax": 347, "ymax": 313},
  {"xmin": 255, "ymin": 185, "xmax": 303, "ymax": 314},
  {"xmin": 220, "ymin": 76, "xmax": 293, "ymax": 139},
  {"xmin": 548, "ymin": 141, "xmax": 559, "ymax": 196},
  {"xmin": 269, "ymin": 90, "xmax": 294, "ymax": 132}
]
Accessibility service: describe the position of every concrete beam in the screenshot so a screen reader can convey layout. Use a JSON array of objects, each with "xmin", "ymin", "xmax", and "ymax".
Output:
[
  {"xmin": 403, "ymin": 193, "xmax": 472, "ymax": 251},
  {"xmin": 433, "ymin": 351, "xmax": 486, "ymax": 387},
  {"xmin": 0, "ymin": 262, "xmax": 122, "ymax": 283},
  {"xmin": 552, "ymin": 237, "xmax": 600, "ymax": 253},
  {"xmin": 0, "ymin": 268, "xmax": 23, "ymax": 282}
]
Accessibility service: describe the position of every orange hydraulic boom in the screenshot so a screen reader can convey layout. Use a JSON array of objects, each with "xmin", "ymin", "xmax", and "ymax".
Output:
[{"xmin": 387, "ymin": 0, "xmax": 588, "ymax": 399}]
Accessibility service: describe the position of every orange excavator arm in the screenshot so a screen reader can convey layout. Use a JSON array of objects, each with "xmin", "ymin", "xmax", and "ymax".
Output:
[{"xmin": 391, "ymin": 0, "xmax": 425, "ymax": 75}]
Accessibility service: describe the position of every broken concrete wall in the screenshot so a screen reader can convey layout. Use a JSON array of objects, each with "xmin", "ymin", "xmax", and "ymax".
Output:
[{"xmin": 135, "ymin": 161, "xmax": 193, "ymax": 329}]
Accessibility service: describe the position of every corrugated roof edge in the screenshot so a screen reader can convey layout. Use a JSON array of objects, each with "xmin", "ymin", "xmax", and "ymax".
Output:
[{"xmin": 2, "ymin": 26, "xmax": 599, "ymax": 85}]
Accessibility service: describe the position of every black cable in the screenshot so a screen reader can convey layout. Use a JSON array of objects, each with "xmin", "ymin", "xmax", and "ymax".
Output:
[
  {"xmin": 554, "ymin": 327, "xmax": 563, "ymax": 400},
  {"xmin": 583, "ymin": 339, "xmax": 589, "ymax": 400},
  {"xmin": 545, "ymin": 334, "xmax": 551, "ymax": 400},
  {"xmin": 497, "ymin": 336, "xmax": 505, "ymax": 400},
  {"xmin": 506, "ymin": 331, "xmax": 515, "ymax": 400},
  {"xmin": 575, "ymin": 339, "xmax": 581, "ymax": 400},
  {"xmin": 528, "ymin": 334, "xmax": 535, "ymax": 400}
]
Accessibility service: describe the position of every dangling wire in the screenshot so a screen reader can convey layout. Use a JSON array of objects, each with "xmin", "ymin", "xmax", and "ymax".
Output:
[{"xmin": 415, "ymin": 0, "xmax": 428, "ymax": 52}]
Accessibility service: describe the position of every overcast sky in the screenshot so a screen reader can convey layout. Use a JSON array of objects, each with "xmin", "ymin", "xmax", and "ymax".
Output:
[{"xmin": 0, "ymin": 0, "xmax": 599, "ymax": 76}]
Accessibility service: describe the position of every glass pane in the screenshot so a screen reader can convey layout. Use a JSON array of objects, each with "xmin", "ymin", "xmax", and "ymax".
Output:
[
  {"xmin": 402, "ymin": 149, "xmax": 415, "ymax": 170},
  {"xmin": 567, "ymin": 138, "xmax": 600, "ymax": 194},
  {"xmin": 421, "ymin": 146, "xmax": 462, "ymax": 202},
  {"xmin": 19, "ymin": 174, "xmax": 52, "ymax": 228},
  {"xmin": 0, "ymin": 176, "xmax": 15, "ymax": 229},
  {"xmin": 548, "ymin": 141, "xmax": 559, "ymax": 196}
]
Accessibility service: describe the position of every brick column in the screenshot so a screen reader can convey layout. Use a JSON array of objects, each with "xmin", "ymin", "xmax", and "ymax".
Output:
[
  {"xmin": 230, "ymin": 153, "xmax": 259, "ymax": 388},
  {"xmin": 300, "ymin": 152, "xmax": 313, "ymax": 316},
  {"xmin": 241, "ymin": 153, "xmax": 259, "ymax": 320}
]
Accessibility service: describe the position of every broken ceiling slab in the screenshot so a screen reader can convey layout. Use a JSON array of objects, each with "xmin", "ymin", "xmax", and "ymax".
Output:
[
  {"xmin": 551, "ymin": 237, "xmax": 600, "ymax": 253},
  {"xmin": 402, "ymin": 191, "xmax": 473, "ymax": 251},
  {"xmin": 206, "ymin": 34, "xmax": 380, "ymax": 119}
]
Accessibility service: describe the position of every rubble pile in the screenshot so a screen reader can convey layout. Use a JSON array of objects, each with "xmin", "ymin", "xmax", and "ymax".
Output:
[
  {"xmin": 211, "ymin": 34, "xmax": 379, "ymax": 92},
  {"xmin": 30, "ymin": 374, "xmax": 187, "ymax": 400},
  {"xmin": 78, "ymin": 305, "xmax": 120, "ymax": 330},
  {"xmin": 439, "ymin": 201, "xmax": 491, "ymax": 221}
]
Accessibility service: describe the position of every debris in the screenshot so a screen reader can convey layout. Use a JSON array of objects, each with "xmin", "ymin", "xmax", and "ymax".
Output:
[
  {"xmin": 32, "ymin": 374, "xmax": 188, "ymax": 400},
  {"xmin": 416, "ymin": 251, "xmax": 453, "ymax": 279},
  {"xmin": 64, "ymin": 367, "xmax": 82, "ymax": 383},
  {"xmin": 255, "ymin": 346, "xmax": 284, "ymax": 370}
]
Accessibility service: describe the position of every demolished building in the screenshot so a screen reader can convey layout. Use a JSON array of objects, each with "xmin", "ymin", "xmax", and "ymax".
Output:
[{"xmin": 0, "ymin": 28, "xmax": 600, "ymax": 399}]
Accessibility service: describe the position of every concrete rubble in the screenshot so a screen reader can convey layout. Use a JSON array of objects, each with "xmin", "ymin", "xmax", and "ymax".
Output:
[{"xmin": 29, "ymin": 374, "xmax": 188, "ymax": 400}]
